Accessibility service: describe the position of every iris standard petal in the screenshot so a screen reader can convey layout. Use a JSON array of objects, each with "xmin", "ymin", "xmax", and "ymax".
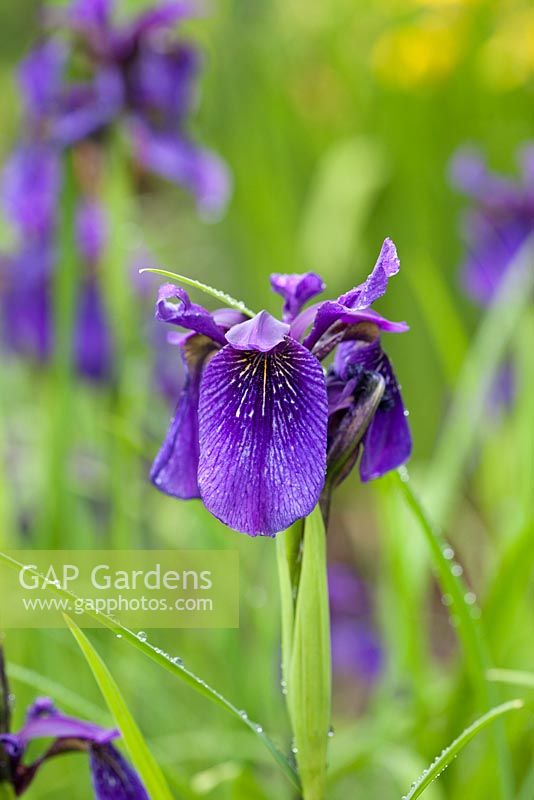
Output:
[
  {"xmin": 125, "ymin": 1, "xmax": 194, "ymax": 43},
  {"xmin": 338, "ymin": 238, "xmax": 400, "ymax": 310},
  {"xmin": 155, "ymin": 284, "xmax": 227, "ymax": 345},
  {"xmin": 270, "ymin": 272, "xmax": 325, "ymax": 321},
  {"xmin": 197, "ymin": 337, "xmax": 328, "ymax": 536},
  {"xmin": 225, "ymin": 310, "xmax": 289, "ymax": 352},
  {"xmin": 130, "ymin": 44, "xmax": 199, "ymax": 125},
  {"xmin": 151, "ymin": 335, "xmax": 215, "ymax": 499},
  {"xmin": 90, "ymin": 743, "xmax": 149, "ymax": 800}
]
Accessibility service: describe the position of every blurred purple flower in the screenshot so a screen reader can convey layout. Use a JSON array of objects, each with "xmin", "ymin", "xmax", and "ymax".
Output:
[
  {"xmin": 73, "ymin": 275, "xmax": 114, "ymax": 382},
  {"xmin": 150, "ymin": 238, "xmax": 411, "ymax": 536},
  {"xmin": 450, "ymin": 145, "xmax": 534, "ymax": 305},
  {"xmin": 1, "ymin": 144, "xmax": 60, "ymax": 237},
  {"xmin": 75, "ymin": 199, "xmax": 107, "ymax": 265},
  {"xmin": 0, "ymin": 696, "xmax": 148, "ymax": 798},
  {"xmin": 328, "ymin": 564, "xmax": 383, "ymax": 683},
  {"xmin": 29, "ymin": 0, "xmax": 231, "ymax": 213},
  {"xmin": 0, "ymin": 240, "xmax": 54, "ymax": 362}
]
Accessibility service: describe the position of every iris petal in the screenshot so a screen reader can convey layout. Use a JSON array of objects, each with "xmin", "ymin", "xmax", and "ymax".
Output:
[
  {"xmin": 358, "ymin": 350, "xmax": 412, "ymax": 481},
  {"xmin": 270, "ymin": 272, "xmax": 325, "ymax": 321},
  {"xmin": 197, "ymin": 338, "xmax": 328, "ymax": 536},
  {"xmin": 225, "ymin": 310, "xmax": 289, "ymax": 352},
  {"xmin": 338, "ymin": 238, "xmax": 400, "ymax": 309},
  {"xmin": 151, "ymin": 335, "xmax": 215, "ymax": 499},
  {"xmin": 90, "ymin": 743, "xmax": 149, "ymax": 800},
  {"xmin": 155, "ymin": 284, "xmax": 227, "ymax": 346}
]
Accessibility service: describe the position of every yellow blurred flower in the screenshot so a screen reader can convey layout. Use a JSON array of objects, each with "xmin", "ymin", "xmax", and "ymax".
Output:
[
  {"xmin": 372, "ymin": 16, "xmax": 464, "ymax": 87},
  {"xmin": 479, "ymin": 8, "xmax": 534, "ymax": 90}
]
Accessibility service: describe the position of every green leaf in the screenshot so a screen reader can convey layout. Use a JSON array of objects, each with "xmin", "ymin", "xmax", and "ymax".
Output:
[
  {"xmin": 64, "ymin": 615, "xmax": 174, "ymax": 800},
  {"xmin": 403, "ymin": 700, "xmax": 523, "ymax": 800},
  {"xmin": 276, "ymin": 519, "xmax": 303, "ymax": 687},
  {"xmin": 139, "ymin": 268, "xmax": 255, "ymax": 317},
  {"xmin": 391, "ymin": 471, "xmax": 515, "ymax": 799},
  {"xmin": 425, "ymin": 237, "xmax": 534, "ymax": 524},
  {"xmin": 487, "ymin": 669, "xmax": 534, "ymax": 689},
  {"xmin": 6, "ymin": 662, "xmax": 106, "ymax": 722},
  {"xmin": 287, "ymin": 505, "xmax": 331, "ymax": 800},
  {"xmin": 0, "ymin": 783, "xmax": 15, "ymax": 800},
  {"xmin": 0, "ymin": 552, "xmax": 299, "ymax": 791}
]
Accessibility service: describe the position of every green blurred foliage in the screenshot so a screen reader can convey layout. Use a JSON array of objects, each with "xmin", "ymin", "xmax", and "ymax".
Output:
[{"xmin": 0, "ymin": 0, "xmax": 533, "ymax": 798}]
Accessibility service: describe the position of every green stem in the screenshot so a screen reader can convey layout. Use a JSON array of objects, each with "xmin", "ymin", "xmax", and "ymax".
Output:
[
  {"xmin": 278, "ymin": 506, "xmax": 331, "ymax": 800},
  {"xmin": 40, "ymin": 155, "xmax": 79, "ymax": 548}
]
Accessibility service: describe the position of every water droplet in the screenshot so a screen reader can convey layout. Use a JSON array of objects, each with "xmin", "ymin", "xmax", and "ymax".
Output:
[
  {"xmin": 398, "ymin": 466, "xmax": 410, "ymax": 482},
  {"xmin": 291, "ymin": 745, "xmax": 299, "ymax": 754},
  {"xmin": 116, "ymin": 634, "xmax": 122, "ymax": 639},
  {"xmin": 441, "ymin": 594, "xmax": 453, "ymax": 606},
  {"xmin": 328, "ymin": 726, "xmax": 335, "ymax": 738},
  {"xmin": 238, "ymin": 710, "xmax": 248, "ymax": 720},
  {"xmin": 451, "ymin": 564, "xmax": 463, "ymax": 576},
  {"xmin": 403, "ymin": 409, "xmax": 410, "ymax": 417},
  {"xmin": 137, "ymin": 631, "xmax": 147, "ymax": 642},
  {"xmin": 464, "ymin": 592, "xmax": 477, "ymax": 605},
  {"xmin": 443, "ymin": 547, "xmax": 454, "ymax": 560},
  {"xmin": 255, "ymin": 725, "xmax": 263, "ymax": 733},
  {"xmin": 171, "ymin": 656, "xmax": 183, "ymax": 666}
]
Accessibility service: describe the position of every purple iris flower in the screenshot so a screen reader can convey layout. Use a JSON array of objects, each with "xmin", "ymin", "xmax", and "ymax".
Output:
[
  {"xmin": 73, "ymin": 199, "xmax": 114, "ymax": 382},
  {"xmin": 30, "ymin": 0, "xmax": 231, "ymax": 214},
  {"xmin": 328, "ymin": 564, "xmax": 383, "ymax": 684},
  {"xmin": 0, "ymin": 240, "xmax": 54, "ymax": 363},
  {"xmin": 450, "ymin": 144, "xmax": 534, "ymax": 305},
  {"xmin": 150, "ymin": 238, "xmax": 412, "ymax": 536},
  {"xmin": 0, "ymin": 697, "xmax": 148, "ymax": 798},
  {"xmin": 1, "ymin": 143, "xmax": 60, "ymax": 238}
]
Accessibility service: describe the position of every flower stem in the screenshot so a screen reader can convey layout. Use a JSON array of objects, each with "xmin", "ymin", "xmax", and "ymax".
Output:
[{"xmin": 278, "ymin": 506, "xmax": 331, "ymax": 800}]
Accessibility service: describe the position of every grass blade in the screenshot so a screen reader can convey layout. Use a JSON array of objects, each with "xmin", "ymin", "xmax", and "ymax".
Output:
[
  {"xmin": 6, "ymin": 662, "xmax": 106, "ymax": 722},
  {"xmin": 64, "ymin": 615, "xmax": 174, "ymax": 800},
  {"xmin": 139, "ymin": 268, "xmax": 255, "ymax": 317},
  {"xmin": 487, "ymin": 669, "xmax": 534, "ymax": 689},
  {"xmin": 425, "ymin": 237, "xmax": 534, "ymax": 524},
  {"xmin": 403, "ymin": 700, "xmax": 523, "ymax": 800},
  {"xmin": 391, "ymin": 470, "xmax": 514, "ymax": 799},
  {"xmin": 0, "ymin": 552, "xmax": 299, "ymax": 791}
]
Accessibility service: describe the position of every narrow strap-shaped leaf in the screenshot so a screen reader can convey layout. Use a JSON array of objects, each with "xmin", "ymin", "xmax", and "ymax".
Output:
[
  {"xmin": 0, "ymin": 552, "xmax": 299, "ymax": 791},
  {"xmin": 287, "ymin": 505, "xmax": 331, "ymax": 800},
  {"xmin": 7, "ymin": 662, "xmax": 106, "ymax": 722},
  {"xmin": 391, "ymin": 471, "xmax": 515, "ymax": 799},
  {"xmin": 403, "ymin": 700, "xmax": 523, "ymax": 800},
  {"xmin": 425, "ymin": 236, "xmax": 534, "ymax": 524},
  {"xmin": 64, "ymin": 615, "xmax": 174, "ymax": 800},
  {"xmin": 487, "ymin": 669, "xmax": 534, "ymax": 689},
  {"xmin": 276, "ymin": 520, "xmax": 303, "ymax": 687},
  {"xmin": 139, "ymin": 268, "xmax": 255, "ymax": 317}
]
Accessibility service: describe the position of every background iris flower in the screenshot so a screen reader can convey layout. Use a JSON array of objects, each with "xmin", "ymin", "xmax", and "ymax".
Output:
[{"xmin": 0, "ymin": 0, "xmax": 230, "ymax": 382}]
